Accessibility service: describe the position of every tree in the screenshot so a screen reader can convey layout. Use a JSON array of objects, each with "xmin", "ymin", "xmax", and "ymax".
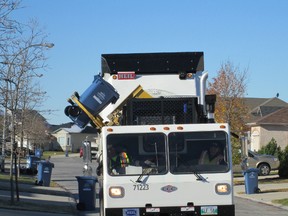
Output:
[
  {"xmin": 207, "ymin": 61, "xmax": 249, "ymax": 164},
  {"xmin": 18, "ymin": 109, "xmax": 49, "ymax": 151},
  {"xmin": 278, "ymin": 145, "xmax": 288, "ymax": 178},
  {"xmin": 258, "ymin": 138, "xmax": 281, "ymax": 157},
  {"xmin": 258, "ymin": 138, "xmax": 288, "ymax": 178},
  {"xmin": 0, "ymin": 0, "xmax": 21, "ymax": 51},
  {"xmin": 0, "ymin": 1, "xmax": 54, "ymax": 204}
]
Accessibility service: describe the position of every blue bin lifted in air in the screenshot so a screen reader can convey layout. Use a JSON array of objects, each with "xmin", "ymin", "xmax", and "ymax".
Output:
[{"xmin": 65, "ymin": 75, "xmax": 119, "ymax": 128}]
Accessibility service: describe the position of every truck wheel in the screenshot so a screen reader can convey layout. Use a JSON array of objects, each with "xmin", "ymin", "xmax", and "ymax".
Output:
[{"xmin": 258, "ymin": 163, "xmax": 270, "ymax": 176}]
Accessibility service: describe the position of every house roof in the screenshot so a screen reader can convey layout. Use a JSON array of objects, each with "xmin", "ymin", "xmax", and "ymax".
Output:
[
  {"xmin": 248, "ymin": 106, "xmax": 288, "ymax": 126},
  {"xmin": 244, "ymin": 97, "xmax": 288, "ymax": 123},
  {"xmin": 243, "ymin": 97, "xmax": 287, "ymax": 112},
  {"xmin": 49, "ymin": 122, "xmax": 74, "ymax": 132},
  {"xmin": 52, "ymin": 124, "xmax": 98, "ymax": 134},
  {"xmin": 257, "ymin": 106, "xmax": 284, "ymax": 116}
]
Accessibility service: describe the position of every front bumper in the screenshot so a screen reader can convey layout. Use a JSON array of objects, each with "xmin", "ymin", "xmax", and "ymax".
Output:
[{"xmin": 105, "ymin": 204, "xmax": 235, "ymax": 216}]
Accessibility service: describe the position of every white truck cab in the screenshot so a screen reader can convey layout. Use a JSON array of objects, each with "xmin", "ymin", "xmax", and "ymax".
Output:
[{"xmin": 66, "ymin": 52, "xmax": 235, "ymax": 216}]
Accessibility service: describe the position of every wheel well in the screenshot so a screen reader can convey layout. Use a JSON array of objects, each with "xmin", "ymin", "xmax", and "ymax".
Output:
[{"xmin": 257, "ymin": 162, "xmax": 270, "ymax": 169}]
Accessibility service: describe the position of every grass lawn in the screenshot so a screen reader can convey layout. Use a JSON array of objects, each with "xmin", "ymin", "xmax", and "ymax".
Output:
[
  {"xmin": 234, "ymin": 172, "xmax": 288, "ymax": 186},
  {"xmin": 272, "ymin": 199, "xmax": 288, "ymax": 206},
  {"xmin": 42, "ymin": 151, "xmax": 65, "ymax": 159},
  {"xmin": 0, "ymin": 172, "xmax": 35, "ymax": 184},
  {"xmin": 0, "ymin": 171, "xmax": 58, "ymax": 187}
]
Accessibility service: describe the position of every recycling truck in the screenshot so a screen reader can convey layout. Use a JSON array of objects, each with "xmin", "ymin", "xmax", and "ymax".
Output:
[{"xmin": 65, "ymin": 52, "xmax": 235, "ymax": 216}]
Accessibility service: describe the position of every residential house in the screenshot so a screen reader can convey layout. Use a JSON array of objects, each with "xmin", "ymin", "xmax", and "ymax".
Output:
[
  {"xmin": 51, "ymin": 124, "xmax": 99, "ymax": 152},
  {"xmin": 13, "ymin": 109, "xmax": 50, "ymax": 152},
  {"xmin": 244, "ymin": 97, "xmax": 288, "ymax": 151}
]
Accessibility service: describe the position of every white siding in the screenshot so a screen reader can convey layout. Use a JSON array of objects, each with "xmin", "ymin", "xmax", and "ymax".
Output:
[{"xmin": 250, "ymin": 125, "xmax": 288, "ymax": 151}]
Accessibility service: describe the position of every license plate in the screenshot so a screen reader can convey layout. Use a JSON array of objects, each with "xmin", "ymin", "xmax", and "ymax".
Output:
[
  {"xmin": 200, "ymin": 206, "xmax": 218, "ymax": 215},
  {"xmin": 146, "ymin": 207, "xmax": 160, "ymax": 212},
  {"xmin": 181, "ymin": 206, "xmax": 195, "ymax": 212},
  {"xmin": 123, "ymin": 208, "xmax": 140, "ymax": 216}
]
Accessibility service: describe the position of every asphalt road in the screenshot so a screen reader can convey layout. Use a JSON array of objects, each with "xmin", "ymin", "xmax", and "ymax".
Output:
[{"xmin": 51, "ymin": 155, "xmax": 288, "ymax": 216}]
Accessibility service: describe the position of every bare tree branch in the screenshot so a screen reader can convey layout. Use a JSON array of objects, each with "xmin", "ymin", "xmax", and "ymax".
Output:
[{"xmin": 0, "ymin": 1, "xmax": 53, "ymax": 204}]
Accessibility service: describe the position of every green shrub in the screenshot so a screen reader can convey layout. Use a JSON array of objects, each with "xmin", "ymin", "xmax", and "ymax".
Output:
[
  {"xmin": 278, "ymin": 145, "xmax": 288, "ymax": 178},
  {"xmin": 258, "ymin": 138, "xmax": 281, "ymax": 158},
  {"xmin": 231, "ymin": 137, "xmax": 241, "ymax": 165},
  {"xmin": 257, "ymin": 138, "xmax": 288, "ymax": 178}
]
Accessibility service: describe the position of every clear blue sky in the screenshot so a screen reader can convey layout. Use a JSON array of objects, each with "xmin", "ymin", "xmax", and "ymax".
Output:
[{"xmin": 13, "ymin": 0, "xmax": 288, "ymax": 125}]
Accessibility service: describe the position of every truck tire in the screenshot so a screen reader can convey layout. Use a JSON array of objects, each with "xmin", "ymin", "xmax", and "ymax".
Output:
[{"xmin": 258, "ymin": 163, "xmax": 270, "ymax": 176}]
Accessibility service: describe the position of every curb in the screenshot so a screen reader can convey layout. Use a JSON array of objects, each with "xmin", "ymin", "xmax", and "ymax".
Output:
[{"xmin": 234, "ymin": 192, "xmax": 288, "ymax": 211}]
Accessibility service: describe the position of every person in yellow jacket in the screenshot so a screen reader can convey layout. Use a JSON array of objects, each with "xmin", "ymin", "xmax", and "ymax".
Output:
[
  {"xmin": 199, "ymin": 142, "xmax": 225, "ymax": 165},
  {"xmin": 108, "ymin": 145, "xmax": 130, "ymax": 174}
]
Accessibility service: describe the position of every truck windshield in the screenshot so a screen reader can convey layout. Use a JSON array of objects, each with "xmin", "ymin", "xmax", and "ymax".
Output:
[
  {"xmin": 168, "ymin": 131, "xmax": 229, "ymax": 174},
  {"xmin": 106, "ymin": 133, "xmax": 167, "ymax": 176},
  {"xmin": 106, "ymin": 131, "xmax": 229, "ymax": 176}
]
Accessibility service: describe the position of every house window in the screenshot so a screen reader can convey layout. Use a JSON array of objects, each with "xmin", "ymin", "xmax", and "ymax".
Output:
[
  {"xmin": 58, "ymin": 137, "xmax": 65, "ymax": 145},
  {"xmin": 67, "ymin": 137, "xmax": 70, "ymax": 146}
]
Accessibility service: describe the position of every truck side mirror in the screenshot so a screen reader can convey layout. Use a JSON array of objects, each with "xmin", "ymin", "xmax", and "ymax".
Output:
[{"xmin": 82, "ymin": 141, "xmax": 91, "ymax": 163}]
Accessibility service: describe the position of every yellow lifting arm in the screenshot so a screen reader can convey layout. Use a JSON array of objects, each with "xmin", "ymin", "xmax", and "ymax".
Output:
[{"xmin": 70, "ymin": 95, "xmax": 105, "ymax": 129}]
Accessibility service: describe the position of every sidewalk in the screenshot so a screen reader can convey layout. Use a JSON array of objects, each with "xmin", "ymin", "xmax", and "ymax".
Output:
[
  {"xmin": 234, "ymin": 175, "xmax": 288, "ymax": 211},
  {"xmin": 0, "ymin": 180, "xmax": 77, "ymax": 215}
]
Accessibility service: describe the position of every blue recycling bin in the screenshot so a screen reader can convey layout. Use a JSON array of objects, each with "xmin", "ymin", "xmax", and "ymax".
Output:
[
  {"xmin": 66, "ymin": 75, "xmax": 119, "ymax": 128},
  {"xmin": 76, "ymin": 176, "xmax": 97, "ymax": 211},
  {"xmin": 244, "ymin": 168, "xmax": 260, "ymax": 194},
  {"xmin": 35, "ymin": 149, "xmax": 42, "ymax": 158},
  {"xmin": 26, "ymin": 155, "xmax": 40, "ymax": 174},
  {"xmin": 36, "ymin": 161, "xmax": 54, "ymax": 187}
]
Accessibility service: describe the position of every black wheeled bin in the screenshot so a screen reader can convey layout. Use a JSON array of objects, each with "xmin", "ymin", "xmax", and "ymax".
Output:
[
  {"xmin": 244, "ymin": 168, "xmax": 260, "ymax": 194},
  {"xmin": 36, "ymin": 161, "xmax": 54, "ymax": 186},
  {"xmin": 76, "ymin": 176, "xmax": 97, "ymax": 211}
]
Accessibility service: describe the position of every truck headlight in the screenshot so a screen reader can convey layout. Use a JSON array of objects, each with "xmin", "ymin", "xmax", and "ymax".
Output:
[
  {"xmin": 215, "ymin": 183, "xmax": 231, "ymax": 195},
  {"xmin": 109, "ymin": 186, "xmax": 125, "ymax": 198}
]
